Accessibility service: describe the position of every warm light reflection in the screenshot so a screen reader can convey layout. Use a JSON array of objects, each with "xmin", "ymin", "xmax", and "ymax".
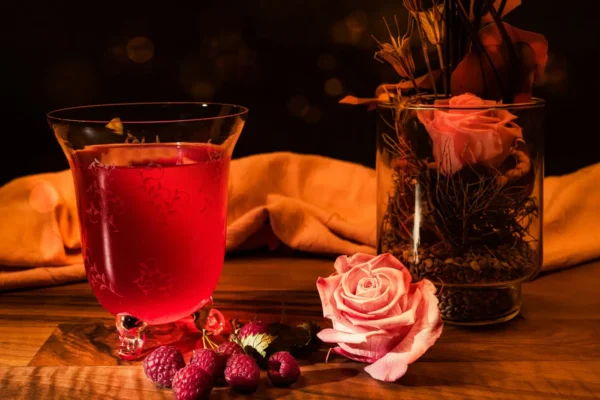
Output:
[
  {"xmin": 126, "ymin": 36, "xmax": 155, "ymax": 63},
  {"xmin": 29, "ymin": 181, "xmax": 59, "ymax": 214},
  {"xmin": 40, "ymin": 225, "xmax": 63, "ymax": 257}
]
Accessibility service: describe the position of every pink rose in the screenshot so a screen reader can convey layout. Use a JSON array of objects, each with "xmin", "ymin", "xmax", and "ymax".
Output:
[
  {"xmin": 316, "ymin": 253, "xmax": 443, "ymax": 382},
  {"xmin": 417, "ymin": 93, "xmax": 522, "ymax": 175}
]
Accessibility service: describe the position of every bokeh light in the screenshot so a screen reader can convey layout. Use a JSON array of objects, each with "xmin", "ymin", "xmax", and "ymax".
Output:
[
  {"xmin": 331, "ymin": 21, "xmax": 350, "ymax": 43},
  {"xmin": 191, "ymin": 81, "xmax": 215, "ymax": 100},
  {"xmin": 126, "ymin": 36, "xmax": 155, "ymax": 63},
  {"xmin": 317, "ymin": 54, "xmax": 337, "ymax": 71},
  {"xmin": 331, "ymin": 10, "xmax": 369, "ymax": 45},
  {"xmin": 287, "ymin": 96, "xmax": 310, "ymax": 117},
  {"xmin": 303, "ymin": 106, "xmax": 322, "ymax": 124},
  {"xmin": 324, "ymin": 78, "xmax": 344, "ymax": 97}
]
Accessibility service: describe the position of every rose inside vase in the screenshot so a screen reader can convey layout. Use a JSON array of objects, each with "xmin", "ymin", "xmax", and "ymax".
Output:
[{"xmin": 376, "ymin": 94, "xmax": 544, "ymax": 325}]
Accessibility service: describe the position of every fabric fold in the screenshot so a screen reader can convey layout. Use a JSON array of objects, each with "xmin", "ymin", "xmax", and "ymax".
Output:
[{"xmin": 0, "ymin": 151, "xmax": 598, "ymax": 291}]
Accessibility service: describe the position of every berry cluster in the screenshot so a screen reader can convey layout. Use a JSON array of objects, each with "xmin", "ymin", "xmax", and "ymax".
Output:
[{"xmin": 143, "ymin": 340, "xmax": 300, "ymax": 399}]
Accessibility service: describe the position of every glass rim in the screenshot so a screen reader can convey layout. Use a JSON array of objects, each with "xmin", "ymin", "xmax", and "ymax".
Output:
[
  {"xmin": 47, "ymin": 101, "xmax": 249, "ymax": 124},
  {"xmin": 377, "ymin": 95, "xmax": 545, "ymax": 111}
]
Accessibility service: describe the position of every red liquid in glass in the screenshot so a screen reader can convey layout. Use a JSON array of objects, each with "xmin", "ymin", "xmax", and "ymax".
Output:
[{"xmin": 71, "ymin": 144, "xmax": 229, "ymax": 325}]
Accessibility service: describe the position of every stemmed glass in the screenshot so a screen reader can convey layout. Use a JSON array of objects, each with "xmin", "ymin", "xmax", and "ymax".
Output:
[{"xmin": 47, "ymin": 102, "xmax": 248, "ymax": 358}]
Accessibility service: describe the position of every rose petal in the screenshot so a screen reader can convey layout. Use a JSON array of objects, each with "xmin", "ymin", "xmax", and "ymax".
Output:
[
  {"xmin": 317, "ymin": 327, "xmax": 388, "ymax": 345},
  {"xmin": 339, "ymin": 264, "xmax": 410, "ymax": 316},
  {"xmin": 331, "ymin": 346, "xmax": 379, "ymax": 364},
  {"xmin": 487, "ymin": 123, "xmax": 523, "ymax": 167},
  {"xmin": 363, "ymin": 280, "xmax": 443, "ymax": 382},
  {"xmin": 338, "ymin": 93, "xmax": 391, "ymax": 107},
  {"xmin": 356, "ymin": 276, "xmax": 379, "ymax": 295},
  {"xmin": 341, "ymin": 266, "xmax": 371, "ymax": 296},
  {"xmin": 327, "ymin": 319, "xmax": 400, "ymax": 363},
  {"xmin": 428, "ymin": 126, "xmax": 465, "ymax": 175},
  {"xmin": 457, "ymin": 128, "xmax": 503, "ymax": 163},
  {"xmin": 480, "ymin": 23, "xmax": 548, "ymax": 79},
  {"xmin": 348, "ymin": 285, "xmax": 423, "ymax": 330},
  {"xmin": 338, "ymin": 333, "xmax": 398, "ymax": 364},
  {"xmin": 335, "ymin": 286, "xmax": 376, "ymax": 319},
  {"xmin": 355, "ymin": 277, "xmax": 381, "ymax": 297},
  {"xmin": 334, "ymin": 253, "xmax": 375, "ymax": 274},
  {"xmin": 370, "ymin": 254, "xmax": 413, "ymax": 297},
  {"xmin": 452, "ymin": 22, "xmax": 548, "ymax": 102},
  {"xmin": 373, "ymin": 266, "xmax": 411, "ymax": 298},
  {"xmin": 448, "ymin": 93, "xmax": 489, "ymax": 107},
  {"xmin": 453, "ymin": 49, "xmax": 508, "ymax": 101},
  {"xmin": 496, "ymin": 109, "xmax": 520, "ymax": 126},
  {"xmin": 333, "ymin": 255, "xmax": 411, "ymax": 318},
  {"xmin": 417, "ymin": 109, "xmax": 434, "ymax": 126},
  {"xmin": 421, "ymin": 93, "xmax": 524, "ymax": 173},
  {"xmin": 317, "ymin": 275, "xmax": 343, "ymax": 319},
  {"xmin": 341, "ymin": 285, "xmax": 390, "ymax": 314},
  {"xmin": 368, "ymin": 253, "xmax": 408, "ymax": 273}
]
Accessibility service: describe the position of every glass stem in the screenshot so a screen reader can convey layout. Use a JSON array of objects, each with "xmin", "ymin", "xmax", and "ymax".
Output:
[{"xmin": 116, "ymin": 313, "xmax": 148, "ymax": 360}]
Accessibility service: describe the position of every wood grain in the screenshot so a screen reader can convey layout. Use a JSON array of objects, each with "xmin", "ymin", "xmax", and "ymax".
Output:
[
  {"xmin": 0, "ymin": 255, "xmax": 599, "ymax": 399},
  {"xmin": 0, "ymin": 323, "xmax": 56, "ymax": 366},
  {"xmin": 28, "ymin": 323, "xmax": 212, "ymax": 367},
  {"xmin": 1, "ymin": 361, "xmax": 599, "ymax": 400},
  {"xmin": 24, "ymin": 317, "xmax": 600, "ymax": 368}
]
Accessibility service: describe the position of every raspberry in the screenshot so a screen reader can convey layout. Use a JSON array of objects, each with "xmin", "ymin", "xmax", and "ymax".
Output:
[
  {"xmin": 189, "ymin": 349, "xmax": 227, "ymax": 385},
  {"xmin": 172, "ymin": 364, "xmax": 213, "ymax": 400},
  {"xmin": 238, "ymin": 321, "xmax": 268, "ymax": 340},
  {"xmin": 217, "ymin": 341, "xmax": 244, "ymax": 361},
  {"xmin": 142, "ymin": 345, "xmax": 185, "ymax": 388},
  {"xmin": 224, "ymin": 353, "xmax": 261, "ymax": 393},
  {"xmin": 267, "ymin": 351, "xmax": 301, "ymax": 387}
]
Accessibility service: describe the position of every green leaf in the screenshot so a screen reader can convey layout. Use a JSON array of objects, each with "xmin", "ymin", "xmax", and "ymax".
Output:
[
  {"xmin": 240, "ymin": 332, "xmax": 277, "ymax": 358},
  {"xmin": 264, "ymin": 321, "xmax": 321, "ymax": 357},
  {"xmin": 297, "ymin": 321, "xmax": 320, "ymax": 340},
  {"xmin": 228, "ymin": 320, "xmax": 322, "ymax": 368}
]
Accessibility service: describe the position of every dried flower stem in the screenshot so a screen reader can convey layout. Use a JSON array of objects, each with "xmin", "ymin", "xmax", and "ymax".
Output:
[
  {"xmin": 497, "ymin": 0, "xmax": 508, "ymax": 17},
  {"xmin": 411, "ymin": 13, "xmax": 439, "ymax": 95},
  {"xmin": 444, "ymin": 0, "xmax": 452, "ymax": 96},
  {"xmin": 380, "ymin": 17, "xmax": 421, "ymax": 94},
  {"xmin": 436, "ymin": 44, "xmax": 447, "ymax": 94}
]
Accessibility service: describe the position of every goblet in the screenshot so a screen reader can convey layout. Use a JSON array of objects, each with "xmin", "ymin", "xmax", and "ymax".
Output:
[{"xmin": 48, "ymin": 102, "xmax": 248, "ymax": 358}]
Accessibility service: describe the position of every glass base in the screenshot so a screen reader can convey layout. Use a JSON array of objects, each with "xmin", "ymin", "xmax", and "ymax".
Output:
[
  {"xmin": 115, "ymin": 297, "xmax": 220, "ymax": 360},
  {"xmin": 116, "ymin": 313, "xmax": 148, "ymax": 360},
  {"xmin": 438, "ymin": 284, "xmax": 522, "ymax": 326}
]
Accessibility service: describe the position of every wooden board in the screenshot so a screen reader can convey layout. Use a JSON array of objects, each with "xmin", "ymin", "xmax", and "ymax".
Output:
[
  {"xmin": 2, "ymin": 361, "xmax": 599, "ymax": 399},
  {"xmin": 1, "ymin": 255, "xmax": 599, "ymax": 399}
]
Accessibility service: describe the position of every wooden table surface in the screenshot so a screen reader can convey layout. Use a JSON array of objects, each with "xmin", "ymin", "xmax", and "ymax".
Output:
[{"xmin": 1, "ymin": 254, "xmax": 599, "ymax": 399}]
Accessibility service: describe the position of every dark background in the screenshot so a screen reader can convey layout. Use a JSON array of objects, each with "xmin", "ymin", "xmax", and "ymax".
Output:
[{"xmin": 1, "ymin": 1, "xmax": 595, "ymax": 185}]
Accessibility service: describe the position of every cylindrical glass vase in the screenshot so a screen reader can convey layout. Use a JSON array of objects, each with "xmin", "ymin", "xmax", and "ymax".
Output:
[{"xmin": 376, "ymin": 95, "xmax": 544, "ymax": 325}]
